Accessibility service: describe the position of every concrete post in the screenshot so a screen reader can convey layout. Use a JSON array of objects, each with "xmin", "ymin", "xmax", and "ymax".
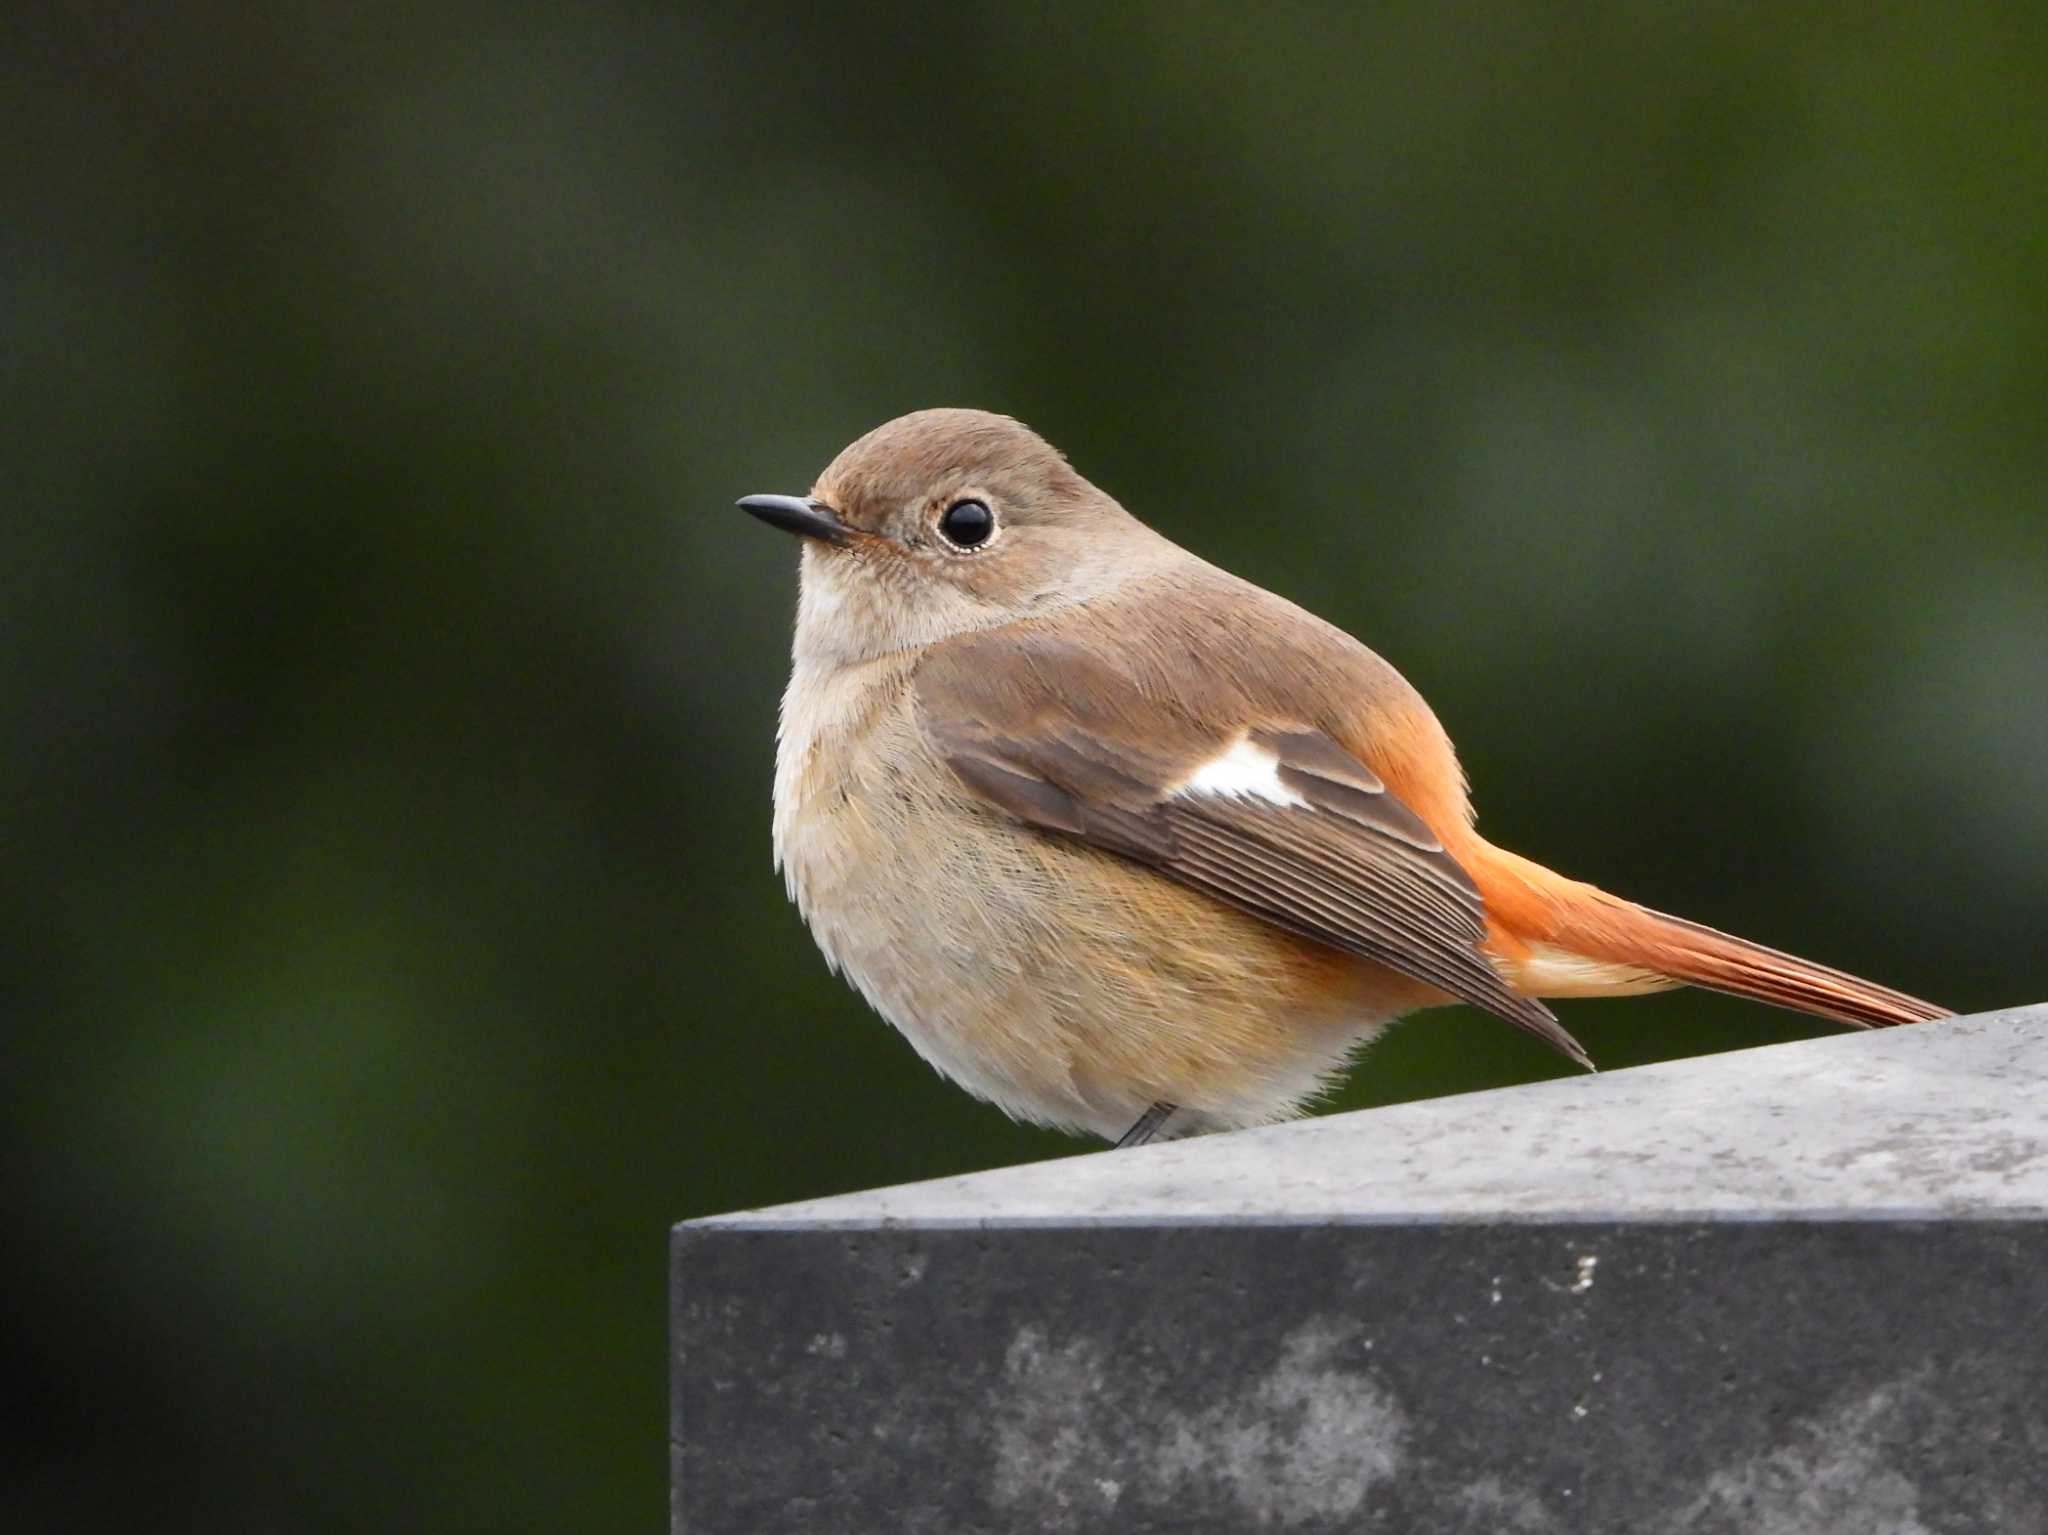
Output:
[{"xmin": 674, "ymin": 1005, "xmax": 2048, "ymax": 1532}]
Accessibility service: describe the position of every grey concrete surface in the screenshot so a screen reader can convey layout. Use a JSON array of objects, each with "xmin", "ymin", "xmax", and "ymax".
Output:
[{"xmin": 673, "ymin": 1005, "xmax": 2048, "ymax": 1532}]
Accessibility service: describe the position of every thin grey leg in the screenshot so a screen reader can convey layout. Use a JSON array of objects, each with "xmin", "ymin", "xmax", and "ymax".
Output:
[{"xmin": 1115, "ymin": 1101, "xmax": 1177, "ymax": 1148}]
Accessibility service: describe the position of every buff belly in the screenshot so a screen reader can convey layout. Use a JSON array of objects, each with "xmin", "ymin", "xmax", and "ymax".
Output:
[{"xmin": 775, "ymin": 716, "xmax": 1434, "ymax": 1140}]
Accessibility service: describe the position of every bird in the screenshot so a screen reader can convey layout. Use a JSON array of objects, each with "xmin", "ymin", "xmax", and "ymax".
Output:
[{"xmin": 741, "ymin": 408, "xmax": 1949, "ymax": 1146}]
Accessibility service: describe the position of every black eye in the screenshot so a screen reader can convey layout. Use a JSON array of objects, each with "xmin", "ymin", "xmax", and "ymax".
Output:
[{"xmin": 938, "ymin": 499, "xmax": 995, "ymax": 549}]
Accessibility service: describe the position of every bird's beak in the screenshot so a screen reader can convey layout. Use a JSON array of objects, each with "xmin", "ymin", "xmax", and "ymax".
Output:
[{"xmin": 737, "ymin": 494, "xmax": 851, "ymax": 547}]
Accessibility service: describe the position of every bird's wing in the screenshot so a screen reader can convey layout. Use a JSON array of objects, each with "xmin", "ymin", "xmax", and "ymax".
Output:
[{"xmin": 913, "ymin": 628, "xmax": 1588, "ymax": 1066}]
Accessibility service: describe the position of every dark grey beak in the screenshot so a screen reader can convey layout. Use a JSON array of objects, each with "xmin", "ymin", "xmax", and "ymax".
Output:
[{"xmin": 738, "ymin": 494, "xmax": 850, "ymax": 547}]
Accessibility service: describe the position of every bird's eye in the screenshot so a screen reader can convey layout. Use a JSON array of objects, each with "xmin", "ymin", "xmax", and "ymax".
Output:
[{"xmin": 938, "ymin": 499, "xmax": 995, "ymax": 549}]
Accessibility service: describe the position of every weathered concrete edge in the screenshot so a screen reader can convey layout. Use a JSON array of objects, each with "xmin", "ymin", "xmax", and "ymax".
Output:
[
  {"xmin": 683, "ymin": 1001, "xmax": 2048, "ymax": 1231},
  {"xmin": 685, "ymin": 1202, "xmax": 2048, "ymax": 1233}
]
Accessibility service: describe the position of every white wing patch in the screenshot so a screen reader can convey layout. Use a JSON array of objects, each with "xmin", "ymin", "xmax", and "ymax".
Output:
[{"xmin": 1173, "ymin": 736, "xmax": 1309, "ymax": 809}]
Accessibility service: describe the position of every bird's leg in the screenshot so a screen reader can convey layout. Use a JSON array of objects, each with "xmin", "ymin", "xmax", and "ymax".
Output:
[{"xmin": 1115, "ymin": 1101, "xmax": 1178, "ymax": 1148}]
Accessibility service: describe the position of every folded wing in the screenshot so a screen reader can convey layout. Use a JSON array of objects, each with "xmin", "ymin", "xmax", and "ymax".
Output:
[{"xmin": 916, "ymin": 632, "xmax": 1589, "ymax": 1068}]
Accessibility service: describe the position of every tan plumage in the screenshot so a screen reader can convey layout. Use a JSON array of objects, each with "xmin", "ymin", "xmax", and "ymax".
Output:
[{"xmin": 752, "ymin": 408, "xmax": 1948, "ymax": 1143}]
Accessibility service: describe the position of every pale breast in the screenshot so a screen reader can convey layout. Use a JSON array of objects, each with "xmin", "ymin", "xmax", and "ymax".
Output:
[{"xmin": 771, "ymin": 658, "xmax": 1418, "ymax": 1138}]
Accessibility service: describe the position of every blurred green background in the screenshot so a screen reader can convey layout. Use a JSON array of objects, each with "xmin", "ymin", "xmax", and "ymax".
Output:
[{"xmin": 7, "ymin": 2, "xmax": 2044, "ymax": 1529}]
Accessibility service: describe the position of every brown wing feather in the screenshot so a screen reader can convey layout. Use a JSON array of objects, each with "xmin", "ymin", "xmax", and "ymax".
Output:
[{"xmin": 917, "ymin": 639, "xmax": 1590, "ymax": 1068}]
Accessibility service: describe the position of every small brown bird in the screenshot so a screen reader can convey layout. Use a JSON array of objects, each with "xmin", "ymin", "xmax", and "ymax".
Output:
[{"xmin": 743, "ymin": 408, "xmax": 1948, "ymax": 1145}]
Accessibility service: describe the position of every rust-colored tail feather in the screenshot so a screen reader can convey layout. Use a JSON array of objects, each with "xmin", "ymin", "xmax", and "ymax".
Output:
[
  {"xmin": 1556, "ymin": 897, "xmax": 1948, "ymax": 1028},
  {"xmin": 1472, "ymin": 843, "xmax": 1950, "ymax": 1030}
]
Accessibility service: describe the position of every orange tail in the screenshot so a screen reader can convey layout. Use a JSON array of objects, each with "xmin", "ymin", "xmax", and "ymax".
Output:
[{"xmin": 1469, "ymin": 842, "xmax": 1950, "ymax": 1030}]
